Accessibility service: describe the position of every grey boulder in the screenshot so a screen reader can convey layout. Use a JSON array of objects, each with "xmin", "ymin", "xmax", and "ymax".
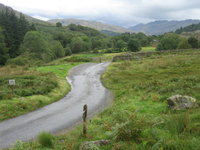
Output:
[{"xmin": 167, "ymin": 95, "xmax": 198, "ymax": 110}]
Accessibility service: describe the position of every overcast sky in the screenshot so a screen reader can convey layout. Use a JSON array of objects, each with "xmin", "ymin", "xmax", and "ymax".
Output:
[{"xmin": 0, "ymin": 0, "xmax": 200, "ymax": 27}]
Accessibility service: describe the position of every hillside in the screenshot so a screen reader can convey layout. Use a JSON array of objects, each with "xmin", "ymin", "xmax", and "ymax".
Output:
[
  {"xmin": 129, "ymin": 20, "xmax": 200, "ymax": 35},
  {"xmin": 175, "ymin": 23, "xmax": 200, "ymax": 34},
  {"xmin": 48, "ymin": 18, "xmax": 132, "ymax": 34},
  {"xmin": 0, "ymin": 3, "xmax": 48, "ymax": 25}
]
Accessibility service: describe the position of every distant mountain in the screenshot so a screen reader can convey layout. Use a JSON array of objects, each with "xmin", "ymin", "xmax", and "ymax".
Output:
[
  {"xmin": 48, "ymin": 18, "xmax": 131, "ymax": 34},
  {"xmin": 129, "ymin": 20, "xmax": 200, "ymax": 35},
  {"xmin": 0, "ymin": 3, "xmax": 48, "ymax": 25}
]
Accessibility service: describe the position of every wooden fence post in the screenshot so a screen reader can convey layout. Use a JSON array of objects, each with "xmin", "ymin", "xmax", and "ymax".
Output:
[{"xmin": 83, "ymin": 104, "xmax": 87, "ymax": 136}]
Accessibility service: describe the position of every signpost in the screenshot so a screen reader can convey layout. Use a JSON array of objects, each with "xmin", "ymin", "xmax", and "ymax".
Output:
[
  {"xmin": 8, "ymin": 79, "xmax": 15, "ymax": 95},
  {"xmin": 9, "ymin": 80, "xmax": 15, "ymax": 86}
]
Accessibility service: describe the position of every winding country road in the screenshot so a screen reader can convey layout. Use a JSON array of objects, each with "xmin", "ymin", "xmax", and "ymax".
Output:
[{"xmin": 0, "ymin": 63, "xmax": 112, "ymax": 149}]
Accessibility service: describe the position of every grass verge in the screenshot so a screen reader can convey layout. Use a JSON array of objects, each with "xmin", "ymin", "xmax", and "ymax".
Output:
[{"xmin": 0, "ymin": 63, "xmax": 80, "ymax": 121}]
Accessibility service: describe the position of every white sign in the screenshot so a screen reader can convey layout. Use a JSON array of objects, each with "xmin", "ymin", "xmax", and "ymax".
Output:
[{"xmin": 9, "ymin": 80, "xmax": 15, "ymax": 86}]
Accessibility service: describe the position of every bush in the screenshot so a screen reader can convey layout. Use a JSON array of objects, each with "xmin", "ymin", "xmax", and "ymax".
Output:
[
  {"xmin": 127, "ymin": 39, "xmax": 141, "ymax": 52},
  {"xmin": 156, "ymin": 33, "xmax": 180, "ymax": 50},
  {"xmin": 63, "ymin": 56, "xmax": 91, "ymax": 62},
  {"xmin": 38, "ymin": 131, "xmax": 54, "ymax": 148}
]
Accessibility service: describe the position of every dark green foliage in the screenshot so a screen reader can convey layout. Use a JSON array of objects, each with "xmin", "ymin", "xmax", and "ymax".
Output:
[
  {"xmin": 175, "ymin": 23, "xmax": 200, "ymax": 34},
  {"xmin": 51, "ymin": 41, "xmax": 65, "ymax": 58},
  {"xmin": 177, "ymin": 38, "xmax": 191, "ymax": 49},
  {"xmin": 157, "ymin": 33, "xmax": 180, "ymax": 50},
  {"xmin": 188, "ymin": 37, "xmax": 199, "ymax": 48},
  {"xmin": 65, "ymin": 47, "xmax": 72, "ymax": 56},
  {"xmin": 38, "ymin": 132, "xmax": 54, "ymax": 148},
  {"xmin": 70, "ymin": 37, "xmax": 91, "ymax": 53},
  {"xmin": 20, "ymin": 31, "xmax": 54, "ymax": 62},
  {"xmin": 0, "ymin": 27, "xmax": 9, "ymax": 65},
  {"xmin": 0, "ymin": 9, "xmax": 33, "ymax": 58},
  {"xmin": 127, "ymin": 39, "xmax": 141, "ymax": 52},
  {"xmin": 115, "ymin": 40, "xmax": 127, "ymax": 50},
  {"xmin": 56, "ymin": 22, "xmax": 62, "ymax": 27},
  {"xmin": 67, "ymin": 24, "xmax": 101, "ymax": 37}
]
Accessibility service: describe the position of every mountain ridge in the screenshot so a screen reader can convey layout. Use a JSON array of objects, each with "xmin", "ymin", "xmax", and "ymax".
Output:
[
  {"xmin": 48, "ymin": 18, "xmax": 132, "ymax": 33},
  {"xmin": 129, "ymin": 19, "xmax": 200, "ymax": 35}
]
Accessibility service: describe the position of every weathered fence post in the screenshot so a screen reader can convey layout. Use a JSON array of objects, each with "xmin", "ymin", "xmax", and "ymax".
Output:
[{"xmin": 83, "ymin": 104, "xmax": 87, "ymax": 136}]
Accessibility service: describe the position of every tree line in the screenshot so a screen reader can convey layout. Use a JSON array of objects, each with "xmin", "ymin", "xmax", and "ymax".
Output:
[
  {"xmin": 0, "ymin": 8, "xmax": 35, "ymax": 65},
  {"xmin": 157, "ymin": 33, "xmax": 199, "ymax": 50}
]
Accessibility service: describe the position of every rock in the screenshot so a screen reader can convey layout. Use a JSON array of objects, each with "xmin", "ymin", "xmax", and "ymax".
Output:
[
  {"xmin": 79, "ymin": 140, "xmax": 110, "ymax": 150},
  {"xmin": 167, "ymin": 95, "xmax": 198, "ymax": 110}
]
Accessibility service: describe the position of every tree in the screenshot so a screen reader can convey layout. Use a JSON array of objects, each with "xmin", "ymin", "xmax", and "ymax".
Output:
[
  {"xmin": 0, "ymin": 27, "xmax": 9, "ymax": 65},
  {"xmin": 156, "ymin": 33, "xmax": 180, "ymax": 50},
  {"xmin": 127, "ymin": 39, "xmax": 141, "ymax": 52},
  {"xmin": 65, "ymin": 47, "xmax": 72, "ymax": 56},
  {"xmin": 0, "ymin": 10, "xmax": 33, "ymax": 58},
  {"xmin": 56, "ymin": 22, "xmax": 62, "ymax": 27},
  {"xmin": 115, "ymin": 40, "xmax": 127, "ymax": 51},
  {"xmin": 188, "ymin": 37, "xmax": 198, "ymax": 48},
  {"xmin": 177, "ymin": 38, "xmax": 191, "ymax": 49},
  {"xmin": 51, "ymin": 41, "xmax": 65, "ymax": 58},
  {"xmin": 21, "ymin": 31, "xmax": 54, "ymax": 62},
  {"xmin": 70, "ymin": 37, "xmax": 91, "ymax": 53}
]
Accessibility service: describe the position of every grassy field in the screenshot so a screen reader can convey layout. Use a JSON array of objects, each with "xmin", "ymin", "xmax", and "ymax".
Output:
[
  {"xmin": 10, "ymin": 49, "xmax": 200, "ymax": 150},
  {"xmin": 141, "ymin": 46, "xmax": 156, "ymax": 51},
  {"xmin": 0, "ymin": 63, "xmax": 80, "ymax": 121}
]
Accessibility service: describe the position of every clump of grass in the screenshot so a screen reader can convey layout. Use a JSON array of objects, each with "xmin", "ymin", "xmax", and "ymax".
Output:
[
  {"xmin": 38, "ymin": 132, "xmax": 54, "ymax": 148},
  {"xmin": 11, "ymin": 141, "xmax": 24, "ymax": 150},
  {"xmin": 110, "ymin": 115, "xmax": 146, "ymax": 142},
  {"xmin": 164, "ymin": 110, "xmax": 191, "ymax": 135}
]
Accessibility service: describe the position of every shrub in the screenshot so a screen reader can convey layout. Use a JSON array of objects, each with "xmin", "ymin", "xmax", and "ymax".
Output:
[
  {"xmin": 63, "ymin": 56, "xmax": 91, "ymax": 62},
  {"xmin": 38, "ymin": 131, "xmax": 54, "ymax": 148}
]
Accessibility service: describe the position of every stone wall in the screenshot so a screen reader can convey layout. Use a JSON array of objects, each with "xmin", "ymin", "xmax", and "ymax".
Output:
[{"xmin": 112, "ymin": 49, "xmax": 200, "ymax": 62}]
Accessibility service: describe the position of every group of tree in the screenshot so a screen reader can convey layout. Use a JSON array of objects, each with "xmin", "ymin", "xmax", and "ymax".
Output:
[
  {"xmin": 175, "ymin": 23, "xmax": 200, "ymax": 34},
  {"xmin": 157, "ymin": 33, "xmax": 199, "ymax": 50},
  {"xmin": 111, "ymin": 32, "xmax": 153, "ymax": 52},
  {"xmin": 0, "ymin": 8, "xmax": 35, "ymax": 65}
]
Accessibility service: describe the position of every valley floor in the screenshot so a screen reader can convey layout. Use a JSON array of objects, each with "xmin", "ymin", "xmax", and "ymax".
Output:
[{"xmin": 9, "ymin": 49, "xmax": 200, "ymax": 150}]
